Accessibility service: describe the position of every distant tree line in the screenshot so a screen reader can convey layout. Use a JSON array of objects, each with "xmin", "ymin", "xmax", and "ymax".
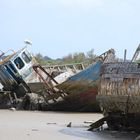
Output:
[{"xmin": 35, "ymin": 49, "xmax": 97, "ymax": 66}]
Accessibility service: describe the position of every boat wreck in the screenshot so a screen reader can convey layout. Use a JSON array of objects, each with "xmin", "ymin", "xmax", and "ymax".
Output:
[
  {"xmin": 0, "ymin": 41, "xmax": 115, "ymax": 112},
  {"xmin": 25, "ymin": 48, "xmax": 115, "ymax": 111},
  {"xmin": 96, "ymin": 44, "xmax": 140, "ymax": 132},
  {"xmin": 54, "ymin": 49, "xmax": 115, "ymax": 111}
]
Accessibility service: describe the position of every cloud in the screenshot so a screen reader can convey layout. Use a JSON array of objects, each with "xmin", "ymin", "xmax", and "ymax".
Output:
[{"xmin": 59, "ymin": 0, "xmax": 103, "ymax": 9}]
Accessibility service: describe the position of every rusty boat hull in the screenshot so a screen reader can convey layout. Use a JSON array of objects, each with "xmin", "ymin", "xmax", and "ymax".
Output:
[
  {"xmin": 26, "ymin": 49, "xmax": 115, "ymax": 112},
  {"xmin": 53, "ymin": 61, "xmax": 103, "ymax": 112}
]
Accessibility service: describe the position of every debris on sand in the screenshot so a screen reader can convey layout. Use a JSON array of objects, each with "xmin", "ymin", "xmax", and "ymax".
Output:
[
  {"xmin": 67, "ymin": 122, "xmax": 72, "ymax": 127},
  {"xmin": 9, "ymin": 107, "xmax": 16, "ymax": 111}
]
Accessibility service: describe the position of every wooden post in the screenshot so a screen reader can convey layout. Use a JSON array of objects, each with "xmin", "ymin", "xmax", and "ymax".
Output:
[{"xmin": 124, "ymin": 49, "xmax": 127, "ymax": 62}]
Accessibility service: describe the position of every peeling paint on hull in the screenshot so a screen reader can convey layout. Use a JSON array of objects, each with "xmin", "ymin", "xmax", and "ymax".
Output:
[{"xmin": 55, "ymin": 61, "xmax": 103, "ymax": 111}]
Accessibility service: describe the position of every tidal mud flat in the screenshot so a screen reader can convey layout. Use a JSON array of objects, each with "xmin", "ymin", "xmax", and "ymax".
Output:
[{"xmin": 0, "ymin": 110, "xmax": 138, "ymax": 140}]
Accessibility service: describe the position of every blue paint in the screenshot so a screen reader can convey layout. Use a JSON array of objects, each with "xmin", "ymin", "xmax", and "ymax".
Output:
[{"xmin": 68, "ymin": 61, "xmax": 102, "ymax": 81}]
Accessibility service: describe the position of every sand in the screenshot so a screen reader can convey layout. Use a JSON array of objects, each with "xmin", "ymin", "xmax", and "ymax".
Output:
[{"xmin": 0, "ymin": 110, "xmax": 138, "ymax": 140}]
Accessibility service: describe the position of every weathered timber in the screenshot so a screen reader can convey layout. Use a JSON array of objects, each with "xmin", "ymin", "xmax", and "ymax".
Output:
[
  {"xmin": 88, "ymin": 116, "xmax": 108, "ymax": 131},
  {"xmin": 97, "ymin": 60, "xmax": 140, "ymax": 131}
]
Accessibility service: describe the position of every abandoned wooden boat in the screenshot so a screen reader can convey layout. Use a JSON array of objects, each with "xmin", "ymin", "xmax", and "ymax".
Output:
[
  {"xmin": 97, "ymin": 45, "xmax": 140, "ymax": 131},
  {"xmin": 0, "ymin": 40, "xmax": 115, "ymax": 112},
  {"xmin": 0, "ymin": 42, "xmax": 75, "ymax": 109},
  {"xmin": 52, "ymin": 49, "xmax": 115, "ymax": 112},
  {"xmin": 0, "ymin": 47, "xmax": 36, "ymax": 97}
]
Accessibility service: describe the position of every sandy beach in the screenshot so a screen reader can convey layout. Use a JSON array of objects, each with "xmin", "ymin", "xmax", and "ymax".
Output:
[{"xmin": 0, "ymin": 110, "xmax": 138, "ymax": 140}]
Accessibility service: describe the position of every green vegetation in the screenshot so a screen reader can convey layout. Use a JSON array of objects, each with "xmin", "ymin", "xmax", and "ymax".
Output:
[{"xmin": 35, "ymin": 49, "xmax": 97, "ymax": 66}]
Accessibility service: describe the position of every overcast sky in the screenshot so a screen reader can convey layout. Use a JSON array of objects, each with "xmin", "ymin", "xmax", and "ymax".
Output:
[{"xmin": 0, "ymin": 0, "xmax": 140, "ymax": 59}]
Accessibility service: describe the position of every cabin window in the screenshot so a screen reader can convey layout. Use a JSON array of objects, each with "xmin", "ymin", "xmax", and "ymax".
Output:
[
  {"xmin": 8, "ymin": 63, "xmax": 17, "ymax": 73},
  {"xmin": 22, "ymin": 52, "xmax": 32, "ymax": 63},
  {"xmin": 14, "ymin": 57, "xmax": 24, "ymax": 69}
]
